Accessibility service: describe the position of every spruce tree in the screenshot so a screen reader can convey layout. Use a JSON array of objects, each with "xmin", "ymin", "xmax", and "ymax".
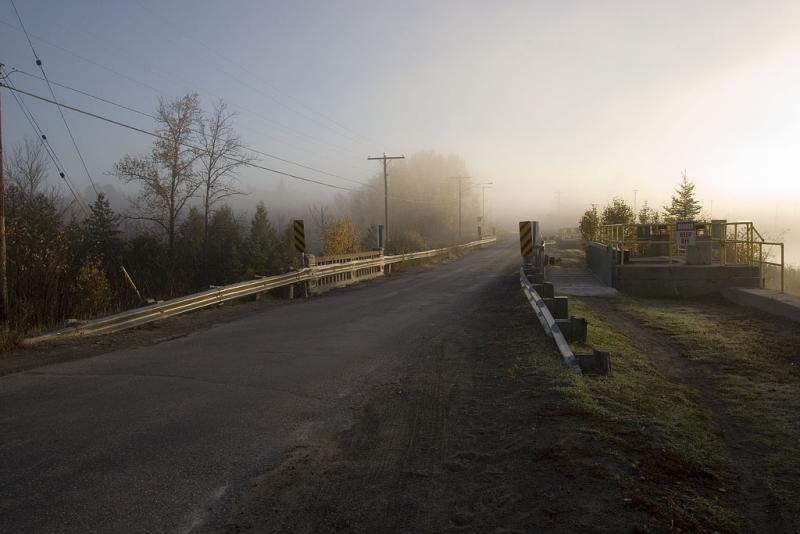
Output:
[
  {"xmin": 206, "ymin": 205, "xmax": 243, "ymax": 284},
  {"xmin": 85, "ymin": 193, "xmax": 123, "ymax": 262},
  {"xmin": 245, "ymin": 203, "xmax": 278, "ymax": 275},
  {"xmin": 663, "ymin": 171, "xmax": 702, "ymax": 221}
]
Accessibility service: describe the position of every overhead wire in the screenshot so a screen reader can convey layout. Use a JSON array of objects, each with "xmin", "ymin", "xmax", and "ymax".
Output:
[
  {"xmin": 9, "ymin": 0, "xmax": 100, "ymax": 196},
  {"xmin": 7, "ymin": 68, "xmax": 371, "ymax": 187},
  {"xmin": 131, "ymin": 0, "xmax": 379, "ymax": 152},
  {"xmin": 0, "ymin": 18, "xmax": 376, "ymax": 174},
  {"xmin": 0, "ymin": 68, "xmax": 91, "ymax": 214},
  {"xmin": 6, "ymin": 69, "xmax": 463, "ymax": 206},
  {"xmin": 3, "ymin": 77, "xmax": 464, "ymax": 209},
  {"xmin": 0, "ymin": 82, "xmax": 360, "ymax": 192},
  {"xmin": 3, "ymin": 77, "xmax": 456, "ymax": 205}
]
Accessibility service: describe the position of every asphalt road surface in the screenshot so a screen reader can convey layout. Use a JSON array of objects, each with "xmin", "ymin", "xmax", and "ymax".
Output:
[{"xmin": 0, "ymin": 240, "xmax": 517, "ymax": 533}]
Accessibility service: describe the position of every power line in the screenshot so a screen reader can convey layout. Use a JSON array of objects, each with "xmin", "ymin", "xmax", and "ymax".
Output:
[
  {"xmin": 1, "ymin": 68, "xmax": 89, "ymax": 209},
  {"xmin": 0, "ymin": 18, "xmax": 376, "ymax": 174},
  {"xmin": 9, "ymin": 0, "xmax": 100, "ymax": 197},
  {"xmin": 0, "ymin": 82, "xmax": 360, "ymax": 192},
  {"xmin": 1, "ymin": 74, "xmax": 91, "ymax": 215},
  {"xmin": 2, "ymin": 76, "xmax": 460, "ymax": 209},
  {"xmin": 3, "ymin": 84, "xmax": 459, "ymax": 215},
  {"xmin": 6, "ymin": 68, "xmax": 371, "ymax": 187}
]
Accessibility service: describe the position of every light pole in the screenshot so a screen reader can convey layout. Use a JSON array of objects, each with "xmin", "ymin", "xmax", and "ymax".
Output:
[{"xmin": 475, "ymin": 181, "xmax": 493, "ymax": 224}]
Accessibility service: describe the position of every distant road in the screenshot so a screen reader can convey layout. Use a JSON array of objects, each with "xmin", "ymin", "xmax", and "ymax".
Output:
[{"xmin": 0, "ymin": 239, "xmax": 516, "ymax": 533}]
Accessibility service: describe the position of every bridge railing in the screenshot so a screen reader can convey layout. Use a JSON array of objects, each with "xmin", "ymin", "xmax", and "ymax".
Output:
[
  {"xmin": 22, "ymin": 236, "xmax": 496, "ymax": 345},
  {"xmin": 595, "ymin": 221, "xmax": 785, "ymax": 292}
]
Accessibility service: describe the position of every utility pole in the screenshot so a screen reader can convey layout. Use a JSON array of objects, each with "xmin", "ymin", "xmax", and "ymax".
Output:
[
  {"xmin": 633, "ymin": 189, "xmax": 639, "ymax": 217},
  {"xmin": 368, "ymin": 152, "xmax": 404, "ymax": 245},
  {"xmin": 450, "ymin": 176, "xmax": 470, "ymax": 241},
  {"xmin": 0, "ymin": 66, "xmax": 8, "ymax": 327}
]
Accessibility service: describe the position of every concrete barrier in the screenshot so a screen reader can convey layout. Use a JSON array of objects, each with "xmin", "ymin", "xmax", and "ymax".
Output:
[
  {"xmin": 586, "ymin": 241, "xmax": 616, "ymax": 287},
  {"xmin": 722, "ymin": 288, "xmax": 800, "ymax": 323},
  {"xmin": 615, "ymin": 264, "xmax": 760, "ymax": 297}
]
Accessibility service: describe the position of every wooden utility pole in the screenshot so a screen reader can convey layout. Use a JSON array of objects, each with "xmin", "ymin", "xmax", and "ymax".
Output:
[
  {"xmin": 368, "ymin": 153, "xmax": 404, "ymax": 245},
  {"xmin": 0, "ymin": 67, "xmax": 8, "ymax": 326}
]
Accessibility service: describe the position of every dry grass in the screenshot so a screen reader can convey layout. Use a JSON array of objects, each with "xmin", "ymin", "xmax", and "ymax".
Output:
[
  {"xmin": 527, "ymin": 296, "xmax": 740, "ymax": 531},
  {"xmin": 618, "ymin": 296, "xmax": 800, "ymax": 501}
]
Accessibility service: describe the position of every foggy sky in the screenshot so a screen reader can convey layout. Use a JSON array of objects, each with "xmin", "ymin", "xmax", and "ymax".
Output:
[{"xmin": 1, "ymin": 0, "xmax": 799, "ymax": 257}]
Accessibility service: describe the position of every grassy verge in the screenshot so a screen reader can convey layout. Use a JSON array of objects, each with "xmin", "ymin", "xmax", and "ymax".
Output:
[
  {"xmin": 617, "ymin": 296, "xmax": 800, "ymax": 508},
  {"xmin": 527, "ymin": 295, "xmax": 740, "ymax": 531}
]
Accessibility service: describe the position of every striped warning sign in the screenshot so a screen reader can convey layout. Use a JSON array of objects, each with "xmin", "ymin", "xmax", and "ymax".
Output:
[
  {"xmin": 293, "ymin": 219, "xmax": 306, "ymax": 253},
  {"xmin": 519, "ymin": 221, "xmax": 534, "ymax": 257}
]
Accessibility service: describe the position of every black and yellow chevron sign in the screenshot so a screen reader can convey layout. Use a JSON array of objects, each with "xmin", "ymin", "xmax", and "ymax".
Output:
[
  {"xmin": 519, "ymin": 221, "xmax": 534, "ymax": 257},
  {"xmin": 293, "ymin": 219, "xmax": 306, "ymax": 253}
]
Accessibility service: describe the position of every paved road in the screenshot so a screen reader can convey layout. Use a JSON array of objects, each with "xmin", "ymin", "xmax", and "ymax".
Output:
[{"xmin": 0, "ymin": 240, "xmax": 517, "ymax": 533}]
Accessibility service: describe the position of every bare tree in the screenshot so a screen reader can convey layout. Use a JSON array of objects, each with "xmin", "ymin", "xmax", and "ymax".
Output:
[
  {"xmin": 113, "ymin": 94, "xmax": 202, "ymax": 278},
  {"xmin": 5, "ymin": 137, "xmax": 48, "ymax": 198},
  {"xmin": 196, "ymin": 99, "xmax": 254, "ymax": 282}
]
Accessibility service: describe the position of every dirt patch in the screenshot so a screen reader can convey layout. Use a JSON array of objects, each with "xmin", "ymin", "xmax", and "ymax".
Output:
[
  {"xmin": 581, "ymin": 295, "xmax": 800, "ymax": 533},
  {"xmin": 214, "ymin": 274, "xmax": 733, "ymax": 533}
]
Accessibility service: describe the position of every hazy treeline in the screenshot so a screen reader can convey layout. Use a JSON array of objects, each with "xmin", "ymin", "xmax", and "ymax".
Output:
[
  {"xmin": 3, "ymin": 95, "xmax": 482, "ymax": 333},
  {"xmin": 338, "ymin": 150, "xmax": 482, "ymax": 253}
]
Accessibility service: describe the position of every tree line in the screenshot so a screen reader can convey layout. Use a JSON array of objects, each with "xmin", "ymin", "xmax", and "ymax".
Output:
[
  {"xmin": 3, "ymin": 94, "xmax": 482, "ymax": 334},
  {"xmin": 579, "ymin": 172, "xmax": 703, "ymax": 241}
]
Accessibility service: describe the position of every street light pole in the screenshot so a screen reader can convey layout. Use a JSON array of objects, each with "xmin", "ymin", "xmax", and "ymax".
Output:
[{"xmin": 475, "ymin": 181, "xmax": 493, "ymax": 231}]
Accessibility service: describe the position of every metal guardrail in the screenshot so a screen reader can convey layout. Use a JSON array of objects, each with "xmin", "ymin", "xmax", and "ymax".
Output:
[
  {"xmin": 22, "ymin": 236, "xmax": 497, "ymax": 345},
  {"xmin": 519, "ymin": 267, "xmax": 582, "ymax": 375}
]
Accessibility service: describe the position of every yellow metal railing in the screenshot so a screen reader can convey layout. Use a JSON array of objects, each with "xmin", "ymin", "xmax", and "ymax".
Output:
[{"xmin": 594, "ymin": 221, "xmax": 785, "ymax": 293}]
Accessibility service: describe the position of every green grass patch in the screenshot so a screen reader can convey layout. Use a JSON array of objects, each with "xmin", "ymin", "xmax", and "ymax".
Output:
[
  {"xmin": 565, "ymin": 299, "xmax": 729, "ymax": 475},
  {"xmin": 524, "ymin": 295, "xmax": 740, "ymax": 531},
  {"xmin": 617, "ymin": 295, "xmax": 800, "ymax": 504}
]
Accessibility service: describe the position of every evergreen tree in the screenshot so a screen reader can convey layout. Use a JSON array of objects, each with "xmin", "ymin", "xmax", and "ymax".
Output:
[
  {"xmin": 206, "ymin": 205, "xmax": 243, "ymax": 284},
  {"xmin": 175, "ymin": 207, "xmax": 205, "ymax": 291},
  {"xmin": 663, "ymin": 171, "xmax": 702, "ymax": 221},
  {"xmin": 125, "ymin": 234, "xmax": 167, "ymax": 299},
  {"xmin": 84, "ymin": 193, "xmax": 124, "ymax": 263},
  {"xmin": 245, "ymin": 203, "xmax": 278, "ymax": 276}
]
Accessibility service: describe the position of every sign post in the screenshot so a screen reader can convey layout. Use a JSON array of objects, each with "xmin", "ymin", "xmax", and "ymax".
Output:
[
  {"xmin": 519, "ymin": 220, "xmax": 539, "ymax": 264},
  {"xmin": 293, "ymin": 220, "xmax": 308, "ymax": 298}
]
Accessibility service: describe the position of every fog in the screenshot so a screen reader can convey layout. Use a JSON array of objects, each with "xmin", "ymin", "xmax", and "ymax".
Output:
[{"xmin": 3, "ymin": 1, "xmax": 800, "ymax": 263}]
